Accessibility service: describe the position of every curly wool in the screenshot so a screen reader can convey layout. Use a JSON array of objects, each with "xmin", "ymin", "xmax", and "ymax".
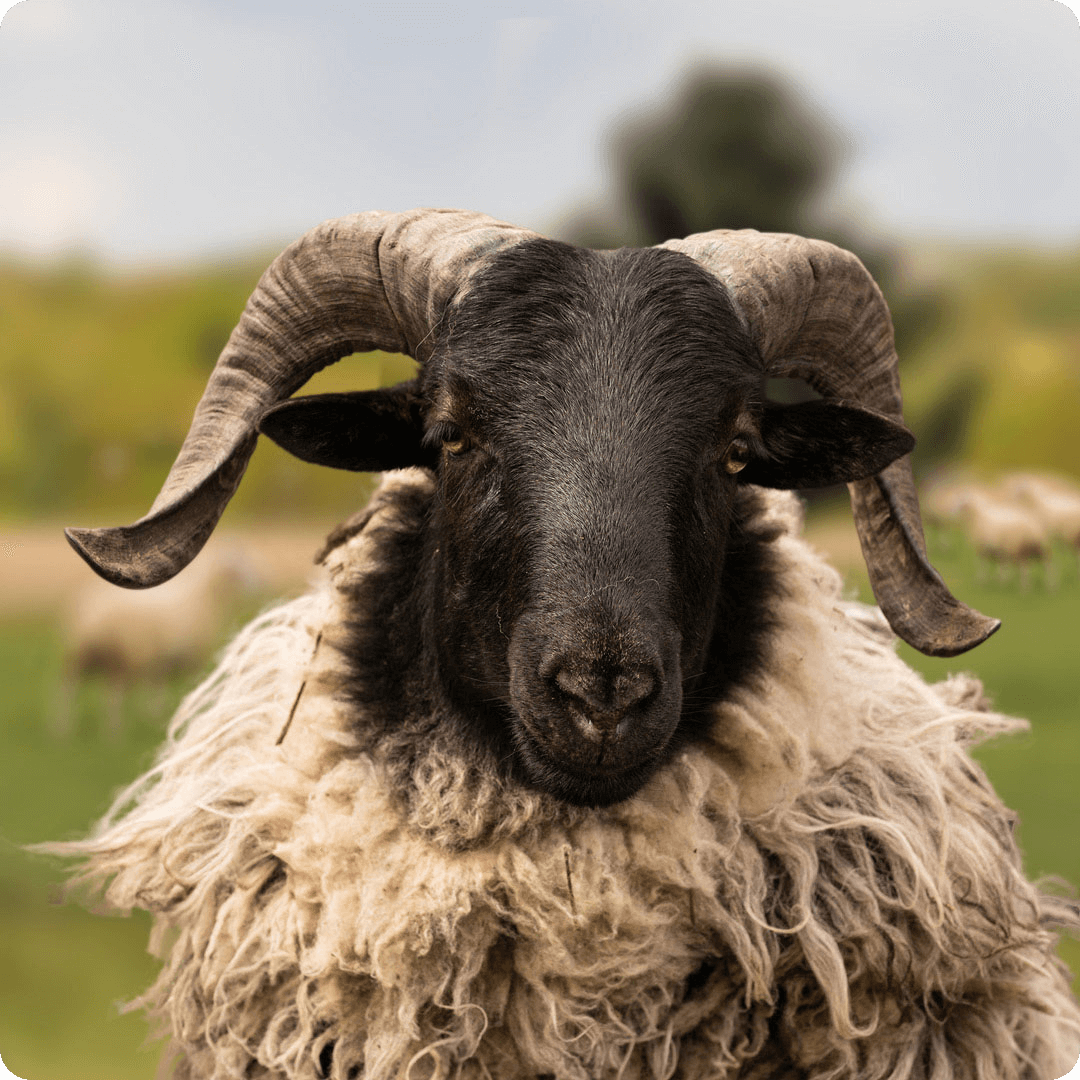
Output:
[{"xmin": 56, "ymin": 474, "xmax": 1080, "ymax": 1080}]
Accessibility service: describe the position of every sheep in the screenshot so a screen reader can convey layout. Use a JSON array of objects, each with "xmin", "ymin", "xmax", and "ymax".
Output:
[
  {"xmin": 951, "ymin": 485, "xmax": 1050, "ymax": 588},
  {"xmin": 55, "ymin": 539, "xmax": 268, "ymax": 736},
  {"xmin": 923, "ymin": 471, "xmax": 1080, "ymax": 588},
  {"xmin": 1003, "ymin": 471, "xmax": 1080, "ymax": 563},
  {"xmin": 52, "ymin": 209, "xmax": 1080, "ymax": 1080},
  {"xmin": 921, "ymin": 471, "xmax": 976, "ymax": 531},
  {"xmin": 918, "ymin": 471, "xmax": 977, "ymax": 556}
]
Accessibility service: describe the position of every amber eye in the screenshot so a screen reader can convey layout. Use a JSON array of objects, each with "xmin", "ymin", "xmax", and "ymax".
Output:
[
  {"xmin": 424, "ymin": 420, "xmax": 473, "ymax": 457},
  {"xmin": 722, "ymin": 436, "xmax": 751, "ymax": 474},
  {"xmin": 441, "ymin": 428, "xmax": 470, "ymax": 455}
]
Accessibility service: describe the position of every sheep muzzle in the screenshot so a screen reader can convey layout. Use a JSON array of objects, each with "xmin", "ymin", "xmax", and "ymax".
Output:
[{"xmin": 506, "ymin": 601, "xmax": 684, "ymax": 805}]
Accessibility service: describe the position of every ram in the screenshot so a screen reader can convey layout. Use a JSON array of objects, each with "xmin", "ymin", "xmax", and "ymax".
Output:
[{"xmin": 57, "ymin": 210, "xmax": 1080, "ymax": 1080}]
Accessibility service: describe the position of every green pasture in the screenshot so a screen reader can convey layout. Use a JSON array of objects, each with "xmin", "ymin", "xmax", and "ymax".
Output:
[
  {"xmin": 1, "ymin": 525, "xmax": 1078, "ymax": 1080},
  {"xmin": 1, "ymin": 619, "xmax": 184, "ymax": 1080},
  {"xmin": 0, "ymin": 253, "xmax": 417, "ymax": 526}
]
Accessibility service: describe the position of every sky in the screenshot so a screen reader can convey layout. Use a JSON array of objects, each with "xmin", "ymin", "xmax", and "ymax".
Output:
[{"xmin": 0, "ymin": 0, "xmax": 1078, "ymax": 264}]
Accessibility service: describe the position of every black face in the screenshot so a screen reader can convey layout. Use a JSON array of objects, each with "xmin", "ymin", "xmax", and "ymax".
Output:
[
  {"xmin": 419, "ymin": 242, "xmax": 764, "ymax": 805},
  {"xmin": 258, "ymin": 238, "xmax": 915, "ymax": 807}
]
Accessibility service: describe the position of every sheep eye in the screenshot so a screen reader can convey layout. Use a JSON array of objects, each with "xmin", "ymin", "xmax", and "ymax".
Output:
[
  {"xmin": 423, "ymin": 420, "xmax": 473, "ymax": 457},
  {"xmin": 722, "ymin": 436, "xmax": 751, "ymax": 475},
  {"xmin": 441, "ymin": 427, "xmax": 470, "ymax": 456}
]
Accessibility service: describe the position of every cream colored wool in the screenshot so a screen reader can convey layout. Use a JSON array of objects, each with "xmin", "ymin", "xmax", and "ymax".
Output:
[{"xmin": 58, "ymin": 472, "xmax": 1080, "ymax": 1080}]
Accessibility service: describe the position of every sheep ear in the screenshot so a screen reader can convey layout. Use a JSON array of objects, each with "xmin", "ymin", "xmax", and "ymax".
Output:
[
  {"xmin": 741, "ymin": 400, "xmax": 916, "ymax": 490},
  {"xmin": 258, "ymin": 381, "xmax": 433, "ymax": 472}
]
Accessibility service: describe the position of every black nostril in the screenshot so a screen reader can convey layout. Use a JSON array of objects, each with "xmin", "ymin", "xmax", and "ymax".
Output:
[
  {"xmin": 611, "ymin": 667, "xmax": 656, "ymax": 711},
  {"xmin": 551, "ymin": 662, "xmax": 658, "ymax": 734}
]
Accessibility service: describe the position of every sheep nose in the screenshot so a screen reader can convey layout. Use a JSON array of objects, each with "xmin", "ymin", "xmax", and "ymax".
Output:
[{"xmin": 551, "ymin": 662, "xmax": 658, "ymax": 738}]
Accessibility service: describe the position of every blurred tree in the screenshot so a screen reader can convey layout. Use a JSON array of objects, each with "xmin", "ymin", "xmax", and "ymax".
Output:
[
  {"xmin": 562, "ymin": 66, "xmax": 842, "ymax": 249},
  {"xmin": 560, "ymin": 64, "xmax": 950, "ymax": 438},
  {"xmin": 615, "ymin": 67, "xmax": 841, "ymax": 245}
]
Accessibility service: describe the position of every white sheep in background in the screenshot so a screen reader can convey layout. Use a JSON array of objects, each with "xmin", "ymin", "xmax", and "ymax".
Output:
[
  {"xmin": 57, "ymin": 539, "xmax": 268, "ymax": 736},
  {"xmin": 951, "ymin": 485, "xmax": 1050, "ymax": 588},
  {"xmin": 50, "ymin": 210, "xmax": 1079, "ymax": 1079},
  {"xmin": 920, "ymin": 472, "xmax": 978, "ymax": 552},
  {"xmin": 924, "ymin": 470, "xmax": 1080, "ymax": 588},
  {"xmin": 1003, "ymin": 471, "xmax": 1080, "ymax": 565},
  {"xmin": 921, "ymin": 471, "xmax": 973, "ymax": 527}
]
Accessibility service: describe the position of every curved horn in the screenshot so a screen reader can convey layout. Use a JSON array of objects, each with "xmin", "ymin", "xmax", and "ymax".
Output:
[
  {"xmin": 66, "ymin": 209, "xmax": 538, "ymax": 588},
  {"xmin": 662, "ymin": 229, "xmax": 998, "ymax": 657}
]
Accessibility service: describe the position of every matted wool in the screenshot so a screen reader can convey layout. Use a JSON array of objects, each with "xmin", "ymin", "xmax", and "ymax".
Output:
[{"xmin": 54, "ymin": 473, "xmax": 1080, "ymax": 1080}]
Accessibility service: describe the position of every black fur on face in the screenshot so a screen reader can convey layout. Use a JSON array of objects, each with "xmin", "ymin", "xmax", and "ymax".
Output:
[
  {"xmin": 278, "ymin": 239, "xmax": 913, "ymax": 809},
  {"xmin": 410, "ymin": 240, "xmax": 776, "ymax": 806}
]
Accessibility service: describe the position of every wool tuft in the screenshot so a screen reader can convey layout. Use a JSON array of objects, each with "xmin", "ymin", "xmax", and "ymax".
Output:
[{"xmin": 54, "ymin": 472, "xmax": 1080, "ymax": 1079}]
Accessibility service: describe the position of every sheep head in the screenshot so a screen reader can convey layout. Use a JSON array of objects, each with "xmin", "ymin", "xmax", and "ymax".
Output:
[
  {"xmin": 66, "ymin": 209, "xmax": 999, "ymax": 805},
  {"xmin": 261, "ymin": 239, "xmax": 914, "ymax": 803}
]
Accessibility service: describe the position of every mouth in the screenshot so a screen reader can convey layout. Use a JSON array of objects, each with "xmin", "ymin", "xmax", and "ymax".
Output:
[{"xmin": 511, "ymin": 722, "xmax": 669, "ymax": 807}]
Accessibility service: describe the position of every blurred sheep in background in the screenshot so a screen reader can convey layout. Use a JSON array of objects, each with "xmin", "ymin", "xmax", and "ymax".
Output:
[
  {"xmin": 56, "ymin": 540, "xmax": 270, "ymax": 737},
  {"xmin": 953, "ymin": 486, "xmax": 1049, "ymax": 588},
  {"xmin": 922, "ymin": 470, "xmax": 1080, "ymax": 589},
  {"xmin": 1002, "ymin": 472, "xmax": 1080, "ymax": 559},
  {"xmin": 922, "ymin": 473, "xmax": 978, "ymax": 538}
]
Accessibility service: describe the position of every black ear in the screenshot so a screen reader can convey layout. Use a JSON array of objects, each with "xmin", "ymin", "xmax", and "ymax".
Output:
[
  {"xmin": 740, "ymin": 400, "xmax": 916, "ymax": 489},
  {"xmin": 258, "ymin": 381, "xmax": 434, "ymax": 472}
]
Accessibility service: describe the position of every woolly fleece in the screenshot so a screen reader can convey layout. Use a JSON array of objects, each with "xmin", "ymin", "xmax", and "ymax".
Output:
[{"xmin": 58, "ymin": 472, "xmax": 1080, "ymax": 1080}]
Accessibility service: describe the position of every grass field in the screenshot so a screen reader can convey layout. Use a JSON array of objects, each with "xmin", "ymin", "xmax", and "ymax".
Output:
[
  {"xmin": 1, "ymin": 518, "xmax": 1078, "ymax": 1079},
  {"xmin": 0, "ymin": 618, "xmax": 187, "ymax": 1080}
]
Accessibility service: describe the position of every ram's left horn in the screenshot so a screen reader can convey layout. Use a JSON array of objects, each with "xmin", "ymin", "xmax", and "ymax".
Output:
[{"xmin": 66, "ymin": 209, "xmax": 537, "ymax": 588}]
